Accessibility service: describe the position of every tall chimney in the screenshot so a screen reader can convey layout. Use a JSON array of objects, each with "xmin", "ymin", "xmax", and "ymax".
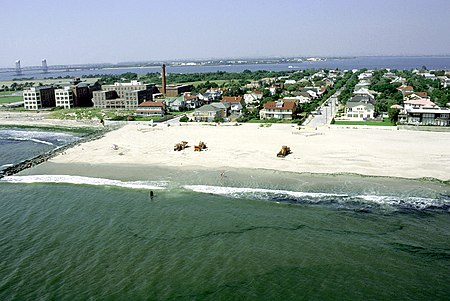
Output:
[{"xmin": 161, "ymin": 64, "xmax": 167, "ymax": 95}]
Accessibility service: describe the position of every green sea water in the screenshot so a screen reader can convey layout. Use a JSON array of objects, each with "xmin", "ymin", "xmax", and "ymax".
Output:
[{"xmin": 0, "ymin": 165, "xmax": 449, "ymax": 300}]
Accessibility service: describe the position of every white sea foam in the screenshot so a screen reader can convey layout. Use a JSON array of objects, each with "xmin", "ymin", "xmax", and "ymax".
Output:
[
  {"xmin": 0, "ymin": 175, "xmax": 167, "ymax": 190},
  {"xmin": 183, "ymin": 185, "xmax": 447, "ymax": 210},
  {"xmin": 183, "ymin": 185, "xmax": 347, "ymax": 198}
]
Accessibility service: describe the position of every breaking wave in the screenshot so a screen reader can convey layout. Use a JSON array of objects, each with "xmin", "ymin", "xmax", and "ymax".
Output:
[
  {"xmin": 183, "ymin": 185, "xmax": 450, "ymax": 211},
  {"xmin": 0, "ymin": 175, "xmax": 168, "ymax": 190}
]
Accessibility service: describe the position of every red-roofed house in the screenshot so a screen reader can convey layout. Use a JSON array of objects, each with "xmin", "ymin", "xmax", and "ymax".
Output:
[
  {"xmin": 259, "ymin": 101, "xmax": 297, "ymax": 120},
  {"xmin": 135, "ymin": 101, "xmax": 166, "ymax": 116},
  {"xmin": 404, "ymin": 92, "xmax": 429, "ymax": 101},
  {"xmin": 221, "ymin": 96, "xmax": 245, "ymax": 113},
  {"xmin": 397, "ymin": 85, "xmax": 414, "ymax": 95}
]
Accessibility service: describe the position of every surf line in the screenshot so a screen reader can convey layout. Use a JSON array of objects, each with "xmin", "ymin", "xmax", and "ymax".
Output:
[{"xmin": 0, "ymin": 130, "xmax": 106, "ymax": 179}]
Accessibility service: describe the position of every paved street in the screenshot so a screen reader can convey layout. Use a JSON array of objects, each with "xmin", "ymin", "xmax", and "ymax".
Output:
[{"xmin": 303, "ymin": 89, "xmax": 342, "ymax": 127}]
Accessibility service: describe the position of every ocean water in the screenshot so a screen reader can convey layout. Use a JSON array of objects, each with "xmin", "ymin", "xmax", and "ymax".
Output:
[
  {"xmin": 0, "ymin": 128, "xmax": 80, "ymax": 170},
  {"xmin": 0, "ymin": 166, "xmax": 449, "ymax": 300}
]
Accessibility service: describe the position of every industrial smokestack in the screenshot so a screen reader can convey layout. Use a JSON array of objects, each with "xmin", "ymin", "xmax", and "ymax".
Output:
[{"xmin": 161, "ymin": 64, "xmax": 167, "ymax": 95}]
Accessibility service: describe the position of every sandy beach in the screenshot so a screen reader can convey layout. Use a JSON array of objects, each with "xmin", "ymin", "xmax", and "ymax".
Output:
[{"xmin": 43, "ymin": 122, "xmax": 450, "ymax": 181}]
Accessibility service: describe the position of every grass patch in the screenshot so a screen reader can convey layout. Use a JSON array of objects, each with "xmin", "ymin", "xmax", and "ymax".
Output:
[
  {"xmin": 334, "ymin": 118, "xmax": 395, "ymax": 126},
  {"xmin": 247, "ymin": 118, "xmax": 301, "ymax": 124},
  {"xmin": 48, "ymin": 108, "xmax": 135, "ymax": 120},
  {"xmin": 0, "ymin": 124, "xmax": 101, "ymax": 135},
  {"xmin": 0, "ymin": 96, "xmax": 22, "ymax": 104},
  {"xmin": 168, "ymin": 110, "xmax": 194, "ymax": 116},
  {"xmin": 176, "ymin": 80, "xmax": 229, "ymax": 86}
]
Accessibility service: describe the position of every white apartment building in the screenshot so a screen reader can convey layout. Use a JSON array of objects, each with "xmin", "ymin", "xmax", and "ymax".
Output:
[
  {"xmin": 23, "ymin": 87, "xmax": 41, "ymax": 110},
  {"xmin": 55, "ymin": 86, "xmax": 74, "ymax": 109}
]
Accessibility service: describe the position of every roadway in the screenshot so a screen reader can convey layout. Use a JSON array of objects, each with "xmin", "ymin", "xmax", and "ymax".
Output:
[{"xmin": 303, "ymin": 88, "xmax": 343, "ymax": 127}]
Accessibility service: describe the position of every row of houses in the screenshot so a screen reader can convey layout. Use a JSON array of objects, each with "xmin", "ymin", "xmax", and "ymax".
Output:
[{"xmin": 344, "ymin": 71, "xmax": 377, "ymax": 120}]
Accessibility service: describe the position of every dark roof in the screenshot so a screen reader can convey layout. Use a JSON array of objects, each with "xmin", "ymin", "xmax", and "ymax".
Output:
[{"xmin": 347, "ymin": 95, "xmax": 373, "ymax": 103}]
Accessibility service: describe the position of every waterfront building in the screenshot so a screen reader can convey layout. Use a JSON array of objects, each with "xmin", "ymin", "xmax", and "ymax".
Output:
[
  {"xmin": 194, "ymin": 103, "xmax": 229, "ymax": 122},
  {"xmin": 23, "ymin": 86, "xmax": 56, "ymax": 110},
  {"xmin": 55, "ymin": 86, "xmax": 74, "ymax": 109},
  {"xmin": 344, "ymin": 102, "xmax": 375, "ymax": 120},
  {"xmin": 259, "ymin": 101, "xmax": 296, "ymax": 120},
  {"xmin": 135, "ymin": 101, "xmax": 166, "ymax": 117},
  {"xmin": 92, "ymin": 81, "xmax": 155, "ymax": 109}
]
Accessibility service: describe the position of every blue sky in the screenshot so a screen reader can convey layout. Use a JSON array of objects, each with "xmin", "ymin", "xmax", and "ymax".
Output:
[{"xmin": 2, "ymin": 0, "xmax": 450, "ymax": 67}]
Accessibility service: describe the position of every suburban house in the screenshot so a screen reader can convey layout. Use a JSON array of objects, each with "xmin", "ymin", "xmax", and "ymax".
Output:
[
  {"xmin": 396, "ymin": 98, "xmax": 449, "ymax": 126},
  {"xmin": 243, "ymin": 91, "xmax": 263, "ymax": 105},
  {"xmin": 193, "ymin": 102, "xmax": 230, "ymax": 122},
  {"xmin": 283, "ymin": 95, "xmax": 310, "ymax": 104},
  {"xmin": 353, "ymin": 87, "xmax": 375, "ymax": 102},
  {"xmin": 358, "ymin": 72, "xmax": 373, "ymax": 81},
  {"xmin": 397, "ymin": 85, "xmax": 414, "ymax": 95},
  {"xmin": 135, "ymin": 101, "xmax": 166, "ymax": 117},
  {"xmin": 403, "ymin": 92, "xmax": 429, "ymax": 101},
  {"xmin": 183, "ymin": 93, "xmax": 202, "ymax": 109},
  {"xmin": 164, "ymin": 97, "xmax": 186, "ymax": 111},
  {"xmin": 347, "ymin": 95, "xmax": 374, "ymax": 104},
  {"xmin": 259, "ymin": 101, "xmax": 297, "ymax": 120},
  {"xmin": 221, "ymin": 96, "xmax": 245, "ymax": 113},
  {"xmin": 344, "ymin": 102, "xmax": 375, "ymax": 120},
  {"xmin": 354, "ymin": 82, "xmax": 370, "ymax": 90}
]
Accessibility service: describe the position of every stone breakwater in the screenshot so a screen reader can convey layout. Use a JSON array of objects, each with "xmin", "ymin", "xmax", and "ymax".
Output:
[{"xmin": 0, "ymin": 130, "xmax": 106, "ymax": 179}]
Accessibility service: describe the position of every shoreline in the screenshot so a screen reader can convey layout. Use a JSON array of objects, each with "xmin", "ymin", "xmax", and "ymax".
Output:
[
  {"xmin": 47, "ymin": 123, "xmax": 450, "ymax": 181},
  {"xmin": 2, "ymin": 115, "xmax": 450, "ymax": 181}
]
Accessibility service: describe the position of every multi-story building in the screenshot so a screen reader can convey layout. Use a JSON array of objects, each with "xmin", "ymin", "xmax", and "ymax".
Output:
[
  {"xmin": 23, "ymin": 86, "xmax": 56, "ymax": 110},
  {"xmin": 55, "ymin": 86, "xmax": 74, "ymax": 109},
  {"xmin": 92, "ymin": 91, "xmax": 119, "ymax": 108},
  {"xmin": 23, "ymin": 79, "xmax": 101, "ymax": 110},
  {"xmin": 155, "ymin": 84, "xmax": 192, "ymax": 97},
  {"xmin": 93, "ymin": 81, "xmax": 155, "ymax": 109}
]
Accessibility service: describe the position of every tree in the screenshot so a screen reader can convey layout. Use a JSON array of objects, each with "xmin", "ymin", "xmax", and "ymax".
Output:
[{"xmin": 388, "ymin": 107, "xmax": 400, "ymax": 124}]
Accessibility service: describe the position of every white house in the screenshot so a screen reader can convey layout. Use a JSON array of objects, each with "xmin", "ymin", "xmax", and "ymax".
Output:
[
  {"xmin": 344, "ymin": 102, "xmax": 375, "ymax": 120},
  {"xmin": 243, "ymin": 91, "xmax": 263, "ymax": 105}
]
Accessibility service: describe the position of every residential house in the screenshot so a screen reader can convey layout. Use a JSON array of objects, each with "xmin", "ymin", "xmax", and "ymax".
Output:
[
  {"xmin": 399, "ymin": 98, "xmax": 449, "ymax": 126},
  {"xmin": 354, "ymin": 82, "xmax": 370, "ymax": 91},
  {"xmin": 404, "ymin": 92, "xmax": 429, "ymax": 101},
  {"xmin": 243, "ymin": 91, "xmax": 263, "ymax": 105},
  {"xmin": 283, "ymin": 95, "xmax": 310, "ymax": 104},
  {"xmin": 353, "ymin": 87, "xmax": 375, "ymax": 101},
  {"xmin": 358, "ymin": 72, "xmax": 373, "ymax": 81},
  {"xmin": 164, "ymin": 97, "xmax": 186, "ymax": 111},
  {"xmin": 419, "ymin": 73, "xmax": 437, "ymax": 80},
  {"xmin": 347, "ymin": 95, "xmax": 374, "ymax": 104},
  {"xmin": 344, "ymin": 102, "xmax": 375, "ymax": 120},
  {"xmin": 259, "ymin": 101, "xmax": 296, "ymax": 120},
  {"xmin": 397, "ymin": 85, "xmax": 414, "ymax": 95},
  {"xmin": 193, "ymin": 102, "xmax": 230, "ymax": 122},
  {"xmin": 284, "ymin": 79, "xmax": 297, "ymax": 85},
  {"xmin": 135, "ymin": 101, "xmax": 166, "ymax": 117},
  {"xmin": 323, "ymin": 78, "xmax": 335, "ymax": 87},
  {"xmin": 221, "ymin": 96, "xmax": 245, "ymax": 114},
  {"xmin": 184, "ymin": 93, "xmax": 202, "ymax": 109}
]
